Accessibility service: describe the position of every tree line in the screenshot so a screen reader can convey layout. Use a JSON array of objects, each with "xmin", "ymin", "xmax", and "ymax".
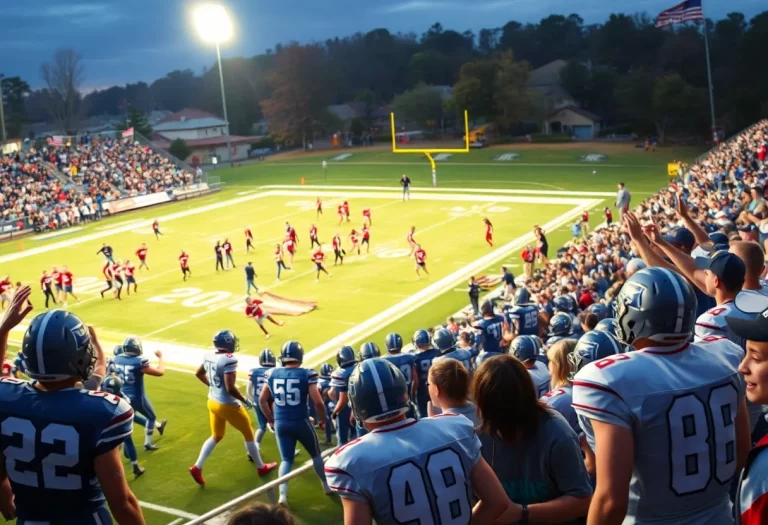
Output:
[{"xmin": 1, "ymin": 11, "xmax": 766, "ymax": 143}]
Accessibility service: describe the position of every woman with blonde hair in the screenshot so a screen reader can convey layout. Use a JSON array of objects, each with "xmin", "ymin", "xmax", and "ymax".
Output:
[
  {"xmin": 427, "ymin": 357, "xmax": 477, "ymax": 425},
  {"xmin": 541, "ymin": 339, "xmax": 579, "ymax": 435}
]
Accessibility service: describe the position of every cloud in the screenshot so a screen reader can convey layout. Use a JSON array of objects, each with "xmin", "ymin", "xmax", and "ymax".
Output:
[{"xmin": 0, "ymin": 2, "xmax": 125, "ymax": 23}]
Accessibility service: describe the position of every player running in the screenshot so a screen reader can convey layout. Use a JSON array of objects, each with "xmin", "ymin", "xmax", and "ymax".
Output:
[
  {"xmin": 324, "ymin": 358, "xmax": 511, "ymax": 525},
  {"xmin": 190, "ymin": 330, "xmax": 278, "ymax": 486},
  {"xmin": 412, "ymin": 329, "xmax": 440, "ymax": 418},
  {"xmin": 40, "ymin": 269, "xmax": 57, "ymax": 308},
  {"xmin": 573, "ymin": 268, "xmax": 751, "ymax": 525},
  {"xmin": 245, "ymin": 226, "xmax": 254, "ymax": 253},
  {"xmin": 332, "ymin": 232, "xmax": 344, "ymax": 265},
  {"xmin": 123, "ymin": 259, "xmax": 138, "ymax": 295},
  {"xmin": 363, "ymin": 206, "xmax": 372, "ymax": 226},
  {"xmin": 343, "ymin": 200, "xmax": 350, "ymax": 222},
  {"xmin": 100, "ymin": 375, "xmax": 146, "ymax": 478},
  {"xmin": 259, "ymin": 341, "xmax": 331, "ymax": 506},
  {"xmin": 51, "ymin": 266, "xmax": 63, "ymax": 303},
  {"xmin": 245, "ymin": 296, "xmax": 284, "ymax": 339},
  {"xmin": 361, "ymin": 224, "xmax": 371, "ymax": 254},
  {"xmin": 247, "ymin": 349, "xmax": 277, "ymax": 451},
  {"xmin": 275, "ymin": 243, "xmax": 291, "ymax": 280},
  {"xmin": 110, "ymin": 336, "xmax": 167, "ymax": 450},
  {"xmin": 484, "ymin": 217, "xmax": 494, "ymax": 247},
  {"xmin": 179, "ymin": 250, "xmax": 191, "ymax": 281},
  {"xmin": 223, "ymin": 238, "xmax": 235, "ymax": 269},
  {"xmin": 60, "ymin": 265, "xmax": 78, "ymax": 305},
  {"xmin": 407, "ymin": 226, "xmax": 417, "ymax": 254},
  {"xmin": 312, "ymin": 247, "xmax": 331, "ymax": 282},
  {"xmin": 413, "ymin": 244, "xmax": 429, "ymax": 278},
  {"xmin": 111, "ymin": 260, "xmax": 124, "ymax": 300},
  {"xmin": 349, "ymin": 228, "xmax": 360, "ymax": 255},
  {"xmin": 152, "ymin": 219, "xmax": 162, "ymax": 239},
  {"xmin": 316, "ymin": 196, "xmax": 323, "ymax": 218},
  {"xmin": 136, "ymin": 243, "xmax": 149, "ymax": 270},
  {"xmin": 99, "ymin": 261, "xmax": 116, "ymax": 299},
  {"xmin": 309, "ymin": 224, "xmax": 321, "ymax": 249},
  {"xmin": 2, "ymin": 304, "xmax": 144, "ymax": 524},
  {"xmin": 329, "ymin": 346, "xmax": 357, "ymax": 445},
  {"xmin": 337, "ymin": 202, "xmax": 345, "ymax": 224},
  {"xmin": 283, "ymin": 238, "xmax": 296, "ymax": 266},
  {"xmin": 96, "ymin": 242, "xmax": 115, "ymax": 263}
]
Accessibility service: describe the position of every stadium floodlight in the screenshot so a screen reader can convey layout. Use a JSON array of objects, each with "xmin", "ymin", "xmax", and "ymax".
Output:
[{"xmin": 192, "ymin": 3, "xmax": 233, "ymax": 166}]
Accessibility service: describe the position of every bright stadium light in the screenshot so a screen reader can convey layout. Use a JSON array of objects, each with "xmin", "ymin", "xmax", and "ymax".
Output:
[{"xmin": 192, "ymin": 4, "xmax": 233, "ymax": 44}]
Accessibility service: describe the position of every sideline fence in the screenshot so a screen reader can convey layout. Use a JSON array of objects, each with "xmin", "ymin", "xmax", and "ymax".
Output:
[{"xmin": 184, "ymin": 446, "xmax": 339, "ymax": 524}]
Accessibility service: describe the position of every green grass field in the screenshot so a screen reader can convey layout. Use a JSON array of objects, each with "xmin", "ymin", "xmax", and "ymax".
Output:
[{"xmin": 3, "ymin": 142, "xmax": 702, "ymax": 523}]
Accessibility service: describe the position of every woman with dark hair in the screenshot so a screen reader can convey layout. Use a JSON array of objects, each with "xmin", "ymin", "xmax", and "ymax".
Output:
[
  {"xmin": 227, "ymin": 503, "xmax": 297, "ymax": 525},
  {"xmin": 427, "ymin": 358, "xmax": 478, "ymax": 425},
  {"xmin": 472, "ymin": 354, "xmax": 592, "ymax": 524}
]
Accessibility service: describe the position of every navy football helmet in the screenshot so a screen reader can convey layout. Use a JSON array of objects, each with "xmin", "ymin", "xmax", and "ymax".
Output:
[
  {"xmin": 480, "ymin": 300, "xmax": 495, "ymax": 316},
  {"xmin": 213, "ymin": 330, "xmax": 239, "ymax": 353},
  {"xmin": 412, "ymin": 329, "xmax": 431, "ymax": 349},
  {"xmin": 511, "ymin": 335, "xmax": 538, "ymax": 362},
  {"xmin": 553, "ymin": 295, "xmax": 577, "ymax": 314},
  {"xmin": 101, "ymin": 375, "xmax": 123, "ymax": 396},
  {"xmin": 549, "ymin": 313, "xmax": 573, "ymax": 336},
  {"xmin": 432, "ymin": 329, "xmax": 455, "ymax": 354},
  {"xmin": 122, "ymin": 336, "xmax": 143, "ymax": 356},
  {"xmin": 337, "ymin": 345, "xmax": 357, "ymax": 367},
  {"xmin": 348, "ymin": 358, "xmax": 410, "ymax": 424},
  {"xmin": 259, "ymin": 349, "xmax": 276, "ymax": 367},
  {"xmin": 113, "ymin": 345, "xmax": 124, "ymax": 356},
  {"xmin": 614, "ymin": 268, "xmax": 696, "ymax": 345},
  {"xmin": 358, "ymin": 342, "xmax": 381, "ymax": 361},
  {"xmin": 529, "ymin": 335, "xmax": 543, "ymax": 351},
  {"xmin": 320, "ymin": 363, "xmax": 334, "ymax": 378},
  {"xmin": 281, "ymin": 341, "xmax": 305, "ymax": 364},
  {"xmin": 385, "ymin": 333, "xmax": 403, "ymax": 354},
  {"xmin": 514, "ymin": 287, "xmax": 531, "ymax": 306},
  {"xmin": 22, "ymin": 310, "xmax": 94, "ymax": 382},
  {"xmin": 587, "ymin": 303, "xmax": 610, "ymax": 321},
  {"xmin": 569, "ymin": 330, "xmax": 625, "ymax": 379},
  {"xmin": 594, "ymin": 318, "xmax": 617, "ymax": 336}
]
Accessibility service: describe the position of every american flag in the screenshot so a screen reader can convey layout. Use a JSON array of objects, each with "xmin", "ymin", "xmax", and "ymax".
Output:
[{"xmin": 656, "ymin": 0, "xmax": 704, "ymax": 27}]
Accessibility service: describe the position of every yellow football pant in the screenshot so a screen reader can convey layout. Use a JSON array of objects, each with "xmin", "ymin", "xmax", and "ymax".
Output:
[{"xmin": 207, "ymin": 399, "xmax": 255, "ymax": 441}]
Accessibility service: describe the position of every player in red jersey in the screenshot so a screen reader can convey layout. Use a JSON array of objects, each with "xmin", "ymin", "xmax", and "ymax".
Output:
[
  {"xmin": 414, "ymin": 244, "xmax": 429, "ymax": 278},
  {"xmin": 283, "ymin": 238, "xmax": 296, "ymax": 266},
  {"xmin": 332, "ymin": 232, "xmax": 344, "ymax": 266},
  {"xmin": 179, "ymin": 250, "xmax": 191, "ymax": 281},
  {"xmin": 51, "ymin": 266, "xmax": 63, "ymax": 303},
  {"xmin": 580, "ymin": 210, "xmax": 589, "ymax": 237},
  {"xmin": 343, "ymin": 200, "xmax": 350, "ymax": 222},
  {"xmin": 0, "ymin": 277, "xmax": 12, "ymax": 309},
  {"xmin": 275, "ymin": 243, "xmax": 291, "ymax": 281},
  {"xmin": 312, "ymin": 248, "xmax": 331, "ymax": 282},
  {"xmin": 407, "ymin": 226, "xmax": 417, "ymax": 255},
  {"xmin": 604, "ymin": 206, "xmax": 613, "ymax": 226},
  {"xmin": 40, "ymin": 270, "xmax": 56, "ymax": 308},
  {"xmin": 223, "ymin": 238, "xmax": 235, "ymax": 269},
  {"xmin": 152, "ymin": 219, "xmax": 162, "ymax": 239},
  {"xmin": 285, "ymin": 222, "xmax": 298, "ymax": 244},
  {"xmin": 349, "ymin": 229, "xmax": 360, "ymax": 255},
  {"xmin": 362, "ymin": 207, "xmax": 372, "ymax": 226},
  {"xmin": 316, "ymin": 197, "xmax": 323, "ymax": 219},
  {"xmin": 136, "ymin": 243, "xmax": 149, "ymax": 270},
  {"xmin": 361, "ymin": 224, "xmax": 371, "ymax": 254},
  {"xmin": 245, "ymin": 296, "xmax": 283, "ymax": 338},
  {"xmin": 111, "ymin": 261, "xmax": 124, "ymax": 299},
  {"xmin": 60, "ymin": 265, "xmax": 79, "ymax": 305},
  {"xmin": 1, "ymin": 360, "xmax": 11, "ymax": 378},
  {"xmin": 245, "ymin": 227, "xmax": 254, "ymax": 253},
  {"xmin": 123, "ymin": 259, "xmax": 138, "ymax": 295},
  {"xmin": 484, "ymin": 217, "xmax": 494, "ymax": 247},
  {"xmin": 337, "ymin": 203, "xmax": 345, "ymax": 224},
  {"xmin": 309, "ymin": 224, "xmax": 321, "ymax": 249}
]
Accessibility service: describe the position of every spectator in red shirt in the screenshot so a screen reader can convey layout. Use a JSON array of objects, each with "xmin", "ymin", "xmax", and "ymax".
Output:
[{"xmin": 521, "ymin": 244, "xmax": 535, "ymax": 281}]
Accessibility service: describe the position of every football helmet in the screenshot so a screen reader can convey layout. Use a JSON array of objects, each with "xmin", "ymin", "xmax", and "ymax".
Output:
[
  {"xmin": 320, "ymin": 363, "xmax": 334, "ymax": 378},
  {"xmin": 514, "ymin": 287, "xmax": 531, "ymax": 306},
  {"xmin": 549, "ymin": 313, "xmax": 573, "ymax": 336},
  {"xmin": 432, "ymin": 329, "xmax": 455, "ymax": 354},
  {"xmin": 358, "ymin": 342, "xmax": 381, "ymax": 361},
  {"xmin": 213, "ymin": 330, "xmax": 239, "ymax": 353},
  {"xmin": 281, "ymin": 341, "xmax": 305, "ymax": 364},
  {"xmin": 587, "ymin": 303, "xmax": 610, "ymax": 321},
  {"xmin": 22, "ymin": 310, "xmax": 95, "ymax": 382},
  {"xmin": 511, "ymin": 335, "xmax": 538, "ymax": 362},
  {"xmin": 569, "ymin": 330, "xmax": 625, "ymax": 379},
  {"xmin": 614, "ymin": 268, "xmax": 696, "ymax": 345},
  {"xmin": 100, "ymin": 375, "xmax": 123, "ymax": 396},
  {"xmin": 385, "ymin": 333, "xmax": 403, "ymax": 354},
  {"xmin": 337, "ymin": 345, "xmax": 356, "ymax": 367},
  {"xmin": 259, "ymin": 349, "xmax": 276, "ymax": 367},
  {"xmin": 122, "ymin": 336, "xmax": 143, "ymax": 356},
  {"xmin": 553, "ymin": 295, "xmax": 577, "ymax": 314},
  {"xmin": 412, "ymin": 329, "xmax": 431, "ymax": 349},
  {"xmin": 529, "ymin": 335, "xmax": 543, "ymax": 351},
  {"xmin": 480, "ymin": 300, "xmax": 495, "ymax": 316},
  {"xmin": 348, "ymin": 358, "xmax": 410, "ymax": 424},
  {"xmin": 113, "ymin": 345, "xmax": 124, "ymax": 356},
  {"xmin": 594, "ymin": 318, "xmax": 617, "ymax": 335}
]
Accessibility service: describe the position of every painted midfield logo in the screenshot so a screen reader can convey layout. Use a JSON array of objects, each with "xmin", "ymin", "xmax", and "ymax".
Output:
[
  {"xmin": 580, "ymin": 154, "xmax": 607, "ymax": 162},
  {"xmin": 494, "ymin": 153, "xmax": 520, "ymax": 161}
]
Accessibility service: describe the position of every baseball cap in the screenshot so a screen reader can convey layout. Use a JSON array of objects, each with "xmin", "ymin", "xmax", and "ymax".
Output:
[
  {"xmin": 727, "ymin": 308, "xmax": 768, "ymax": 342},
  {"xmin": 738, "ymin": 223, "xmax": 757, "ymax": 233},
  {"xmin": 695, "ymin": 251, "xmax": 746, "ymax": 291},
  {"xmin": 663, "ymin": 227, "xmax": 696, "ymax": 252},
  {"xmin": 708, "ymin": 232, "xmax": 729, "ymax": 246}
]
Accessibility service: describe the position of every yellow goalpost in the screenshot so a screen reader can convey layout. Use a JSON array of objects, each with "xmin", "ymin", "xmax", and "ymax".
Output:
[{"xmin": 390, "ymin": 109, "xmax": 470, "ymax": 187}]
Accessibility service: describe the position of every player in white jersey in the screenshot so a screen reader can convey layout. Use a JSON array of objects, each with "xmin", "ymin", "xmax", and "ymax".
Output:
[
  {"xmin": 511, "ymin": 335, "xmax": 551, "ymax": 397},
  {"xmin": 189, "ymin": 330, "xmax": 277, "ymax": 486},
  {"xmin": 325, "ymin": 358, "xmax": 513, "ymax": 524},
  {"xmin": 573, "ymin": 268, "xmax": 751, "ymax": 525}
]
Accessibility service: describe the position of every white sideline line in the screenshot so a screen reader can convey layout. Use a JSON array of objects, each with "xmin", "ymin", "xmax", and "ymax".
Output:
[
  {"xmin": 167, "ymin": 519, "xmax": 184, "ymax": 525},
  {"xmin": 139, "ymin": 500, "xmax": 199, "ymax": 520},
  {"xmin": 260, "ymin": 184, "xmax": 616, "ymax": 197}
]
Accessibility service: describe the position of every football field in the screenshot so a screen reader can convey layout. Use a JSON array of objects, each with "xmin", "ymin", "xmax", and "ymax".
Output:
[{"xmin": 3, "ymin": 143, "xmax": 701, "ymax": 523}]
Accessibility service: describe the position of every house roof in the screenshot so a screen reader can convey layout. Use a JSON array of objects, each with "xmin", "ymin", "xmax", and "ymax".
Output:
[
  {"xmin": 152, "ymin": 135, "xmax": 262, "ymax": 149},
  {"xmin": 154, "ymin": 108, "xmax": 228, "ymax": 131},
  {"xmin": 526, "ymin": 59, "xmax": 568, "ymax": 87},
  {"xmin": 547, "ymin": 105, "xmax": 601, "ymax": 122}
]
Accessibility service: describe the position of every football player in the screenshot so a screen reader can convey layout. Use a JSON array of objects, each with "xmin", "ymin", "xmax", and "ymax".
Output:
[
  {"xmin": 594, "ymin": 317, "xmax": 618, "ymax": 337},
  {"xmin": 432, "ymin": 328, "xmax": 472, "ymax": 371},
  {"xmin": 505, "ymin": 288, "xmax": 540, "ymax": 336},
  {"xmin": 318, "ymin": 363, "xmax": 335, "ymax": 445},
  {"xmin": 352, "ymin": 342, "xmax": 381, "ymax": 437},
  {"xmin": 312, "ymin": 248, "xmax": 331, "ymax": 282},
  {"xmin": 190, "ymin": 330, "xmax": 278, "ymax": 486},
  {"xmin": 573, "ymin": 268, "xmax": 751, "ymax": 524},
  {"xmin": 381, "ymin": 332, "xmax": 418, "ymax": 418},
  {"xmin": 0, "ymin": 305, "xmax": 143, "ymax": 524},
  {"xmin": 110, "ymin": 336, "xmax": 166, "ymax": 450},
  {"xmin": 324, "ymin": 358, "xmax": 512, "ymax": 524},
  {"xmin": 412, "ymin": 329, "xmax": 440, "ymax": 419},
  {"xmin": 101, "ymin": 375, "xmax": 145, "ymax": 478},
  {"xmin": 484, "ymin": 217, "xmax": 493, "ymax": 247},
  {"xmin": 511, "ymin": 335, "xmax": 551, "ymax": 397},
  {"xmin": 413, "ymin": 244, "xmax": 428, "ymax": 277},
  {"xmin": 545, "ymin": 312, "xmax": 576, "ymax": 355},
  {"xmin": 473, "ymin": 300, "xmax": 513, "ymax": 359},
  {"xmin": 259, "ymin": 341, "xmax": 330, "ymax": 507},
  {"xmin": 247, "ymin": 349, "xmax": 277, "ymax": 450},
  {"xmin": 329, "ymin": 346, "xmax": 357, "ymax": 445}
]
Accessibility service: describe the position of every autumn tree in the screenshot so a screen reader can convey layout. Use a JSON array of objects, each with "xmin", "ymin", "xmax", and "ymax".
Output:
[{"xmin": 40, "ymin": 49, "xmax": 84, "ymax": 133}]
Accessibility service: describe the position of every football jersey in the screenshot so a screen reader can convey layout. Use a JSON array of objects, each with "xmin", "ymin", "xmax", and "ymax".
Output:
[
  {"xmin": 331, "ymin": 364, "xmax": 355, "ymax": 394},
  {"xmin": 248, "ymin": 366, "xmax": 272, "ymax": 400},
  {"xmin": 434, "ymin": 348, "xmax": 473, "ymax": 372},
  {"xmin": 325, "ymin": 414, "xmax": 481, "ymax": 525},
  {"xmin": 110, "ymin": 354, "xmax": 149, "ymax": 398},
  {"xmin": 0, "ymin": 377, "xmax": 133, "ymax": 522},
  {"xmin": 546, "ymin": 334, "xmax": 576, "ymax": 348},
  {"xmin": 573, "ymin": 338, "xmax": 746, "ymax": 524},
  {"xmin": 506, "ymin": 305, "xmax": 539, "ymax": 336},
  {"xmin": 542, "ymin": 385, "xmax": 580, "ymax": 435},
  {"xmin": 266, "ymin": 366, "xmax": 318, "ymax": 421},
  {"xmin": 382, "ymin": 353, "xmax": 417, "ymax": 391},
  {"xmin": 203, "ymin": 351, "xmax": 239, "ymax": 404},
  {"xmin": 475, "ymin": 351, "xmax": 502, "ymax": 366},
  {"xmin": 527, "ymin": 361, "xmax": 551, "ymax": 398},
  {"xmin": 474, "ymin": 314, "xmax": 506, "ymax": 353},
  {"xmin": 413, "ymin": 348, "xmax": 440, "ymax": 410},
  {"xmin": 694, "ymin": 300, "xmax": 751, "ymax": 349}
]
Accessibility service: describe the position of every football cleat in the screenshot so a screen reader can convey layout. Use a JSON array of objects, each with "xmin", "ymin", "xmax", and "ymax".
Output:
[
  {"xmin": 258, "ymin": 461, "xmax": 279, "ymax": 476},
  {"xmin": 189, "ymin": 465, "xmax": 205, "ymax": 486},
  {"xmin": 133, "ymin": 465, "xmax": 145, "ymax": 478},
  {"xmin": 156, "ymin": 420, "xmax": 167, "ymax": 436},
  {"xmin": 144, "ymin": 443, "xmax": 159, "ymax": 451}
]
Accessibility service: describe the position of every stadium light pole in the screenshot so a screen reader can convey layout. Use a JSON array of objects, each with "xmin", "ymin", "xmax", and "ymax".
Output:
[{"xmin": 193, "ymin": 4, "xmax": 233, "ymax": 166}]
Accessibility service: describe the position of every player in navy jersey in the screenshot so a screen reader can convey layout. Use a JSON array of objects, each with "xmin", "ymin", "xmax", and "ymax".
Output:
[
  {"xmin": 511, "ymin": 335, "xmax": 551, "ymax": 397},
  {"xmin": 0, "ymin": 296, "xmax": 143, "ymax": 524},
  {"xmin": 330, "ymin": 346, "xmax": 357, "ymax": 445},
  {"xmin": 352, "ymin": 342, "xmax": 381, "ymax": 437},
  {"xmin": 412, "ymin": 329, "xmax": 440, "ymax": 418},
  {"xmin": 318, "ymin": 363, "xmax": 335, "ymax": 445},
  {"xmin": 474, "ymin": 300, "xmax": 513, "ymax": 355},
  {"xmin": 110, "ymin": 336, "xmax": 167, "ymax": 450},
  {"xmin": 545, "ymin": 312, "xmax": 575, "ymax": 351},
  {"xmin": 381, "ymin": 332, "xmax": 418, "ymax": 418},
  {"xmin": 505, "ymin": 288, "xmax": 540, "ymax": 336},
  {"xmin": 259, "ymin": 341, "xmax": 330, "ymax": 506},
  {"xmin": 100, "ymin": 375, "xmax": 145, "ymax": 478},
  {"xmin": 433, "ymin": 328, "xmax": 473, "ymax": 372},
  {"xmin": 247, "ymin": 349, "xmax": 276, "ymax": 449}
]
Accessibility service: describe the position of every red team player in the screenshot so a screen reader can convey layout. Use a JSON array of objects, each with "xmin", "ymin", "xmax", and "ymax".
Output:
[
  {"xmin": 580, "ymin": 209, "xmax": 589, "ymax": 237},
  {"xmin": 60, "ymin": 265, "xmax": 78, "ymax": 305},
  {"xmin": 343, "ymin": 200, "xmax": 350, "ymax": 222},
  {"xmin": 414, "ymin": 244, "xmax": 429, "ymax": 278},
  {"xmin": 349, "ymin": 229, "xmax": 360, "ymax": 255},
  {"xmin": 407, "ymin": 226, "xmax": 417, "ymax": 255},
  {"xmin": 283, "ymin": 238, "xmax": 296, "ymax": 266},
  {"xmin": 332, "ymin": 232, "xmax": 344, "ymax": 265},
  {"xmin": 245, "ymin": 296, "xmax": 283, "ymax": 338},
  {"xmin": 123, "ymin": 260, "xmax": 137, "ymax": 295},
  {"xmin": 484, "ymin": 218, "xmax": 494, "ymax": 247},
  {"xmin": 136, "ymin": 243, "xmax": 149, "ymax": 270},
  {"xmin": 245, "ymin": 226, "xmax": 254, "ymax": 253},
  {"xmin": 100, "ymin": 261, "xmax": 117, "ymax": 299},
  {"xmin": 316, "ymin": 196, "xmax": 323, "ymax": 218},
  {"xmin": 0, "ymin": 277, "xmax": 12, "ymax": 309},
  {"xmin": 337, "ymin": 202, "xmax": 345, "ymax": 225},
  {"xmin": 361, "ymin": 224, "xmax": 371, "ymax": 254},
  {"xmin": 312, "ymin": 248, "xmax": 331, "ymax": 282},
  {"xmin": 309, "ymin": 224, "xmax": 321, "ymax": 249},
  {"xmin": 152, "ymin": 219, "xmax": 162, "ymax": 239},
  {"xmin": 604, "ymin": 206, "xmax": 613, "ymax": 226},
  {"xmin": 362, "ymin": 207, "xmax": 372, "ymax": 226},
  {"xmin": 179, "ymin": 250, "xmax": 191, "ymax": 281}
]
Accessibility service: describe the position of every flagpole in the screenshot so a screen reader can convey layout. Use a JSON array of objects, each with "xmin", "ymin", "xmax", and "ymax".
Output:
[{"xmin": 701, "ymin": 3, "xmax": 717, "ymax": 143}]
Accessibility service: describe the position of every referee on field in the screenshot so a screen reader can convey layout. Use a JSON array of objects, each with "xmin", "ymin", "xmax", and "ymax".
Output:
[{"xmin": 400, "ymin": 174, "xmax": 411, "ymax": 201}]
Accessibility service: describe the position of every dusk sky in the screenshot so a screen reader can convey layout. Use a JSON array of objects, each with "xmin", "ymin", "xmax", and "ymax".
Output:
[{"xmin": 1, "ymin": 0, "xmax": 763, "ymax": 91}]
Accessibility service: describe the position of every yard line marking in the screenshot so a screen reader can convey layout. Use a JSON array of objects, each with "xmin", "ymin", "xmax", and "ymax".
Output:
[
  {"xmin": 260, "ymin": 161, "xmax": 652, "ymax": 169},
  {"xmin": 260, "ymin": 184, "xmax": 616, "ymax": 198},
  {"xmin": 139, "ymin": 501, "xmax": 199, "ymax": 520},
  {"xmin": 167, "ymin": 519, "xmax": 183, "ymax": 525}
]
